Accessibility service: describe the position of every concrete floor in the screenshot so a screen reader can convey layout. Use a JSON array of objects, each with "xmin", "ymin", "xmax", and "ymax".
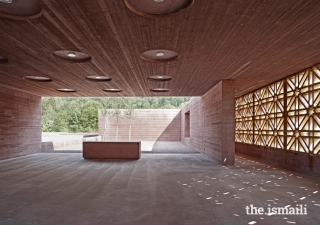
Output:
[{"xmin": 0, "ymin": 153, "xmax": 319, "ymax": 225}]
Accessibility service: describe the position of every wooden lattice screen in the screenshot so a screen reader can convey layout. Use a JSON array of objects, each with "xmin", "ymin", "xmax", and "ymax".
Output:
[{"xmin": 235, "ymin": 65, "xmax": 320, "ymax": 155}]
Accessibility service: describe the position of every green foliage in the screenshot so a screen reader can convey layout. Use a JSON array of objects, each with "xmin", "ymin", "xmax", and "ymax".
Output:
[{"xmin": 42, "ymin": 97, "xmax": 191, "ymax": 132}]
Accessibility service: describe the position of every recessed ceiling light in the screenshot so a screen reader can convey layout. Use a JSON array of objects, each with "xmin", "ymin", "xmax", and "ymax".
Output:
[
  {"xmin": 156, "ymin": 52, "xmax": 165, "ymax": 57},
  {"xmin": 57, "ymin": 88, "xmax": 76, "ymax": 92},
  {"xmin": 148, "ymin": 75, "xmax": 173, "ymax": 81},
  {"xmin": 0, "ymin": 0, "xmax": 43, "ymax": 20},
  {"xmin": 0, "ymin": 0, "xmax": 12, "ymax": 3},
  {"xmin": 124, "ymin": 0, "xmax": 193, "ymax": 18},
  {"xmin": 67, "ymin": 52, "xmax": 76, "ymax": 57},
  {"xmin": 51, "ymin": 50, "xmax": 91, "ymax": 63},
  {"xmin": 151, "ymin": 88, "xmax": 170, "ymax": 92},
  {"xmin": 141, "ymin": 50, "xmax": 179, "ymax": 62},
  {"xmin": 23, "ymin": 76, "xmax": 52, "ymax": 82},
  {"xmin": 103, "ymin": 88, "xmax": 122, "ymax": 92},
  {"xmin": 85, "ymin": 75, "xmax": 112, "ymax": 81}
]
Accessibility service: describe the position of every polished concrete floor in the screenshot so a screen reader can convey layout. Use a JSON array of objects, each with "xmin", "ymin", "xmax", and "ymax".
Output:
[{"xmin": 0, "ymin": 153, "xmax": 319, "ymax": 225}]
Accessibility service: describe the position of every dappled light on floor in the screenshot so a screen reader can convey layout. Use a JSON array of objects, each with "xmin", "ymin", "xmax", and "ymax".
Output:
[{"xmin": 0, "ymin": 153, "xmax": 319, "ymax": 225}]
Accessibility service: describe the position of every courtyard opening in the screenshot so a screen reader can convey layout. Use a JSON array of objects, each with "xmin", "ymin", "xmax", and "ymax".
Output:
[{"xmin": 41, "ymin": 96, "xmax": 197, "ymax": 153}]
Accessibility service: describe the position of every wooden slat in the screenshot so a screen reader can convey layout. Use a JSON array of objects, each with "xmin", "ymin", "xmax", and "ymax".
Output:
[{"xmin": 0, "ymin": 0, "xmax": 319, "ymax": 97}]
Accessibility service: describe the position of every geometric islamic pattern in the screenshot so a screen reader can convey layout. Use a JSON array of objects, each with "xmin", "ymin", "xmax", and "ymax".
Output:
[
  {"xmin": 236, "ymin": 65, "xmax": 320, "ymax": 155},
  {"xmin": 235, "ymin": 93, "xmax": 254, "ymax": 144}
]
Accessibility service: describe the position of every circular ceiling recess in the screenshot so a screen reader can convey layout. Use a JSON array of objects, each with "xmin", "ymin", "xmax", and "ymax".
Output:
[
  {"xmin": 23, "ymin": 76, "xmax": 52, "ymax": 82},
  {"xmin": 103, "ymin": 88, "xmax": 122, "ymax": 92},
  {"xmin": 57, "ymin": 88, "xmax": 76, "ymax": 92},
  {"xmin": 0, "ymin": 55, "xmax": 8, "ymax": 64},
  {"xmin": 140, "ymin": 50, "xmax": 179, "ymax": 63},
  {"xmin": 150, "ymin": 88, "xmax": 170, "ymax": 92},
  {"xmin": 85, "ymin": 75, "xmax": 112, "ymax": 81},
  {"xmin": 50, "ymin": 50, "xmax": 91, "ymax": 63},
  {"xmin": 148, "ymin": 75, "xmax": 173, "ymax": 81},
  {"xmin": 124, "ymin": 0, "xmax": 194, "ymax": 18},
  {"xmin": 0, "ymin": 0, "xmax": 43, "ymax": 20}
]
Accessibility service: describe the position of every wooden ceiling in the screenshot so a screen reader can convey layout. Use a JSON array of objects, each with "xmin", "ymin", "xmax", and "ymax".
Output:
[{"xmin": 0, "ymin": 0, "xmax": 320, "ymax": 97}]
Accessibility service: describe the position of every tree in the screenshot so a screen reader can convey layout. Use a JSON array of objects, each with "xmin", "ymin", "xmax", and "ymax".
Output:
[{"xmin": 42, "ymin": 97, "xmax": 191, "ymax": 133}]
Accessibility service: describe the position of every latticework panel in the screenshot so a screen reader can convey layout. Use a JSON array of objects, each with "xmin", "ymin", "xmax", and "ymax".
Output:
[
  {"xmin": 286, "ymin": 66, "xmax": 320, "ymax": 155},
  {"xmin": 235, "ymin": 64, "xmax": 320, "ymax": 155},
  {"xmin": 254, "ymin": 81, "xmax": 285, "ymax": 149},
  {"xmin": 235, "ymin": 93, "xmax": 254, "ymax": 144}
]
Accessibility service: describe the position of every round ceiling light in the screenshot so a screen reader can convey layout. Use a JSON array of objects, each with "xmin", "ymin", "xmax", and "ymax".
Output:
[
  {"xmin": 0, "ymin": 55, "xmax": 8, "ymax": 64},
  {"xmin": 0, "ymin": 0, "xmax": 43, "ymax": 20},
  {"xmin": 140, "ymin": 49, "xmax": 179, "ymax": 63},
  {"xmin": 57, "ymin": 89, "xmax": 76, "ymax": 92},
  {"xmin": 156, "ymin": 52, "xmax": 165, "ymax": 57},
  {"xmin": 51, "ymin": 50, "xmax": 91, "ymax": 63},
  {"xmin": 148, "ymin": 75, "xmax": 173, "ymax": 81},
  {"xmin": 23, "ymin": 76, "xmax": 52, "ymax": 82},
  {"xmin": 67, "ymin": 52, "xmax": 76, "ymax": 57},
  {"xmin": 124, "ymin": 0, "xmax": 193, "ymax": 18},
  {"xmin": 0, "ymin": 0, "xmax": 12, "ymax": 4},
  {"xmin": 150, "ymin": 88, "xmax": 170, "ymax": 92},
  {"xmin": 86, "ymin": 75, "xmax": 112, "ymax": 81},
  {"xmin": 103, "ymin": 88, "xmax": 122, "ymax": 92}
]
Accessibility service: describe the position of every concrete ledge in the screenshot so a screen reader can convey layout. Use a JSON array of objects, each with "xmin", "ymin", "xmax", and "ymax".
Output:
[
  {"xmin": 41, "ymin": 142, "xmax": 54, "ymax": 152},
  {"xmin": 83, "ymin": 142, "xmax": 141, "ymax": 159}
]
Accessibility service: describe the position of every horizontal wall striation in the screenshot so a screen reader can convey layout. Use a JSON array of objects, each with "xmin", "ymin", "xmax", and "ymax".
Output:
[
  {"xmin": 0, "ymin": 86, "xmax": 42, "ymax": 159},
  {"xmin": 181, "ymin": 80, "xmax": 235, "ymax": 165},
  {"xmin": 236, "ymin": 142, "xmax": 320, "ymax": 177},
  {"xmin": 221, "ymin": 81, "xmax": 236, "ymax": 165},
  {"xmin": 98, "ymin": 109, "xmax": 181, "ymax": 141}
]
